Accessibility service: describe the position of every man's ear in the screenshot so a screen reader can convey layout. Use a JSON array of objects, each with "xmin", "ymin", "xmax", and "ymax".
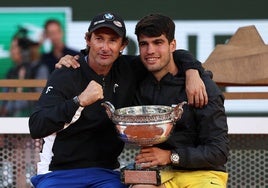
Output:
[
  {"xmin": 170, "ymin": 39, "xmax": 176, "ymax": 52},
  {"xmin": 85, "ymin": 32, "xmax": 91, "ymax": 48},
  {"xmin": 86, "ymin": 39, "xmax": 91, "ymax": 48},
  {"xmin": 120, "ymin": 41, "xmax": 128, "ymax": 52}
]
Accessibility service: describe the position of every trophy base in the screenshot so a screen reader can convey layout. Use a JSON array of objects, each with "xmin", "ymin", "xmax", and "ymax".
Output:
[{"xmin": 121, "ymin": 164, "xmax": 161, "ymax": 185}]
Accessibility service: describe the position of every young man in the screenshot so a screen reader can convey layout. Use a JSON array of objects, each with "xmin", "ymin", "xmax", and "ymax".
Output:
[
  {"xmin": 29, "ymin": 12, "xmax": 207, "ymax": 188},
  {"xmin": 132, "ymin": 14, "xmax": 229, "ymax": 188}
]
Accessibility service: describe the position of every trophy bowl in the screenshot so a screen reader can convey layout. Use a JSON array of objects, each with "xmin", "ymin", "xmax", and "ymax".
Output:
[
  {"xmin": 102, "ymin": 101, "xmax": 187, "ymax": 185},
  {"xmin": 102, "ymin": 101, "xmax": 186, "ymax": 146}
]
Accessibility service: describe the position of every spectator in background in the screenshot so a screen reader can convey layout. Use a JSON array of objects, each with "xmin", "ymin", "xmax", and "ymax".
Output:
[
  {"xmin": 0, "ymin": 33, "xmax": 28, "ymax": 116},
  {"xmin": 41, "ymin": 19, "xmax": 79, "ymax": 73},
  {"xmin": 0, "ymin": 27, "xmax": 49, "ymax": 116}
]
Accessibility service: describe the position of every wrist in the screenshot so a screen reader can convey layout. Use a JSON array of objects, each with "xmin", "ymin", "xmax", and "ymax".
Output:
[
  {"xmin": 170, "ymin": 151, "xmax": 180, "ymax": 165},
  {"xmin": 73, "ymin": 96, "xmax": 83, "ymax": 107},
  {"xmin": 185, "ymin": 69, "xmax": 199, "ymax": 76}
]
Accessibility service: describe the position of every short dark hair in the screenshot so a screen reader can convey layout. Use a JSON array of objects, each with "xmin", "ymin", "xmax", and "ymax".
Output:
[
  {"xmin": 135, "ymin": 14, "xmax": 175, "ymax": 43},
  {"xmin": 44, "ymin": 19, "xmax": 62, "ymax": 31}
]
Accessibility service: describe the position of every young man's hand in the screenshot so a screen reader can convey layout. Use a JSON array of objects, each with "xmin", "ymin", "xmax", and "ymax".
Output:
[
  {"xmin": 55, "ymin": 55, "xmax": 80, "ymax": 69},
  {"xmin": 185, "ymin": 69, "xmax": 208, "ymax": 108},
  {"xmin": 135, "ymin": 147, "xmax": 171, "ymax": 168}
]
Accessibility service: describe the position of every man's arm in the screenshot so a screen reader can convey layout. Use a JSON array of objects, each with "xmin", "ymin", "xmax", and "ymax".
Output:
[
  {"xmin": 173, "ymin": 49, "xmax": 208, "ymax": 108},
  {"xmin": 174, "ymin": 96, "xmax": 229, "ymax": 169},
  {"xmin": 29, "ymin": 69, "xmax": 80, "ymax": 138},
  {"xmin": 185, "ymin": 69, "xmax": 207, "ymax": 108},
  {"xmin": 56, "ymin": 52, "xmax": 208, "ymax": 108}
]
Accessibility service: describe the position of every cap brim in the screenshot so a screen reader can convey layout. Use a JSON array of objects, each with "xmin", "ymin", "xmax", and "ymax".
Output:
[{"xmin": 89, "ymin": 24, "xmax": 124, "ymax": 37}]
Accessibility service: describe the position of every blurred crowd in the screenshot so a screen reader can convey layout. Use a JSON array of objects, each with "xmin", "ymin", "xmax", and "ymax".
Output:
[{"xmin": 0, "ymin": 19, "xmax": 79, "ymax": 117}]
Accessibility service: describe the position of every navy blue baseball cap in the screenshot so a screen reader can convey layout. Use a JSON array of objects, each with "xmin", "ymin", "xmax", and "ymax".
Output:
[{"xmin": 88, "ymin": 12, "xmax": 126, "ymax": 37}]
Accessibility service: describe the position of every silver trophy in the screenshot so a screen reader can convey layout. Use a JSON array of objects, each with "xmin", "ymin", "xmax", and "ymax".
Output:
[{"xmin": 102, "ymin": 101, "xmax": 186, "ymax": 185}]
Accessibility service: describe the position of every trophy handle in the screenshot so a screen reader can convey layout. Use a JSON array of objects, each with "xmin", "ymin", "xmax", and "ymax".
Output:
[
  {"xmin": 172, "ymin": 101, "xmax": 187, "ymax": 122},
  {"xmin": 101, "ymin": 101, "xmax": 115, "ymax": 119}
]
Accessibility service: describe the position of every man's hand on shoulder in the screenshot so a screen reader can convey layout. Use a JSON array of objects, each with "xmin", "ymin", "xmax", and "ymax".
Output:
[
  {"xmin": 185, "ymin": 69, "xmax": 208, "ymax": 108},
  {"xmin": 55, "ymin": 55, "xmax": 80, "ymax": 69}
]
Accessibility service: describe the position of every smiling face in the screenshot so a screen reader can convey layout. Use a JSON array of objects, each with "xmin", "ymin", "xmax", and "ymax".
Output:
[
  {"xmin": 87, "ymin": 27, "xmax": 127, "ymax": 75},
  {"xmin": 138, "ymin": 34, "xmax": 177, "ymax": 80}
]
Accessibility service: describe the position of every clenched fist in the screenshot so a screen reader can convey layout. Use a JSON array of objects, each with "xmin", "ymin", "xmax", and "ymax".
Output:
[{"xmin": 78, "ymin": 80, "xmax": 104, "ymax": 107}]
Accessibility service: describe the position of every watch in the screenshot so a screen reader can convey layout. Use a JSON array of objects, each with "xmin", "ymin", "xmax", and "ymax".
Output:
[
  {"xmin": 170, "ymin": 152, "xmax": 180, "ymax": 165},
  {"xmin": 73, "ymin": 96, "xmax": 83, "ymax": 107}
]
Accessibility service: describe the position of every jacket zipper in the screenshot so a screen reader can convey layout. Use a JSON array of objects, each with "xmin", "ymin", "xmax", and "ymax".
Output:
[{"xmin": 102, "ymin": 76, "xmax": 106, "ymax": 89}]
